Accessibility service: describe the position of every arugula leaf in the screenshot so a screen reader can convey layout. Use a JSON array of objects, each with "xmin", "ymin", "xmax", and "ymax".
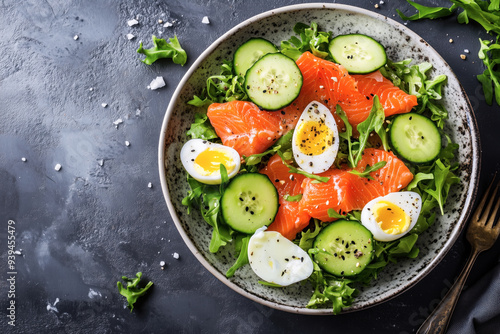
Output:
[
  {"xmin": 226, "ymin": 235, "xmax": 250, "ymax": 278},
  {"xmin": 335, "ymin": 105, "xmax": 355, "ymax": 167},
  {"xmin": 281, "ymin": 22, "xmax": 332, "ymax": 61},
  {"xmin": 284, "ymin": 194, "xmax": 303, "ymax": 202},
  {"xmin": 258, "ymin": 281, "xmax": 284, "ymax": 287},
  {"xmin": 397, "ymin": 0, "xmax": 456, "ymax": 20},
  {"xmin": 186, "ymin": 113, "xmax": 218, "ymax": 140},
  {"xmin": 276, "ymin": 150, "xmax": 330, "ymax": 182},
  {"xmin": 352, "ymin": 96, "xmax": 386, "ymax": 167},
  {"xmin": 425, "ymin": 159, "xmax": 460, "ymax": 215},
  {"xmin": 117, "ymin": 272, "xmax": 153, "ymax": 312},
  {"xmin": 477, "ymin": 37, "xmax": 500, "ymax": 106},
  {"xmin": 137, "ymin": 35, "xmax": 187, "ymax": 65},
  {"xmin": 182, "ymin": 165, "xmax": 233, "ymax": 253},
  {"xmin": 327, "ymin": 208, "xmax": 347, "ymax": 219},
  {"xmin": 349, "ymin": 161, "xmax": 387, "ymax": 180},
  {"xmin": 451, "ymin": 0, "xmax": 500, "ymax": 35},
  {"xmin": 298, "ymin": 220, "xmax": 322, "ymax": 250},
  {"xmin": 406, "ymin": 172, "xmax": 434, "ymax": 190}
]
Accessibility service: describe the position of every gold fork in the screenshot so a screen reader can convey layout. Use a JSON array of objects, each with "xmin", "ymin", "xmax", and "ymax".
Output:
[{"xmin": 417, "ymin": 174, "xmax": 500, "ymax": 334}]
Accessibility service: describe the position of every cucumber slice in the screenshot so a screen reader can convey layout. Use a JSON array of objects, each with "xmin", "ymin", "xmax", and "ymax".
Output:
[
  {"xmin": 221, "ymin": 173, "xmax": 278, "ymax": 234},
  {"xmin": 389, "ymin": 113, "xmax": 441, "ymax": 164},
  {"xmin": 313, "ymin": 220, "xmax": 373, "ymax": 277},
  {"xmin": 233, "ymin": 38, "xmax": 278, "ymax": 77},
  {"xmin": 329, "ymin": 34, "xmax": 387, "ymax": 74},
  {"xmin": 245, "ymin": 53, "xmax": 303, "ymax": 111}
]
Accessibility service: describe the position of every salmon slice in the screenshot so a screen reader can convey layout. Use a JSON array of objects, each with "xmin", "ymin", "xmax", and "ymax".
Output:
[
  {"xmin": 353, "ymin": 71, "xmax": 418, "ymax": 117},
  {"xmin": 299, "ymin": 148, "xmax": 413, "ymax": 222},
  {"xmin": 260, "ymin": 154, "xmax": 311, "ymax": 240},
  {"xmin": 207, "ymin": 101, "xmax": 283, "ymax": 157},
  {"xmin": 279, "ymin": 52, "xmax": 417, "ymax": 128}
]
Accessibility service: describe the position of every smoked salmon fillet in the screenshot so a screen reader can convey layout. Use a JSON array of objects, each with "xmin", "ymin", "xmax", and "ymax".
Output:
[
  {"xmin": 299, "ymin": 148, "xmax": 413, "ymax": 222},
  {"xmin": 260, "ymin": 154, "xmax": 311, "ymax": 240},
  {"xmin": 207, "ymin": 101, "xmax": 283, "ymax": 157}
]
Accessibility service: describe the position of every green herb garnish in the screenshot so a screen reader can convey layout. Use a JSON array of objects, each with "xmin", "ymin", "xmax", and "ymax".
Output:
[
  {"xmin": 349, "ymin": 161, "xmax": 387, "ymax": 180},
  {"xmin": 117, "ymin": 272, "xmax": 153, "ymax": 312},
  {"xmin": 137, "ymin": 35, "xmax": 187, "ymax": 65}
]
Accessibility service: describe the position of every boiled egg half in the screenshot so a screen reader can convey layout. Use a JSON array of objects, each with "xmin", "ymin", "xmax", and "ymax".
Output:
[
  {"xmin": 180, "ymin": 139, "xmax": 240, "ymax": 185},
  {"xmin": 292, "ymin": 101, "xmax": 339, "ymax": 174},
  {"xmin": 361, "ymin": 192, "xmax": 422, "ymax": 242},
  {"xmin": 248, "ymin": 227, "xmax": 313, "ymax": 286}
]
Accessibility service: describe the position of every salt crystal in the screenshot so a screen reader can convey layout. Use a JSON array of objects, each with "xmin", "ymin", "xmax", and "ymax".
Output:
[
  {"xmin": 148, "ymin": 182, "xmax": 153, "ymax": 188},
  {"xmin": 101, "ymin": 103, "xmax": 108, "ymax": 108},
  {"xmin": 126, "ymin": 33, "xmax": 135, "ymax": 40},
  {"xmin": 136, "ymin": 109, "xmax": 141, "ymax": 116},
  {"xmin": 89, "ymin": 87, "xmax": 93, "ymax": 91},
  {"xmin": 74, "ymin": 35, "xmax": 79, "ymax": 40},
  {"xmin": 379, "ymin": 0, "xmax": 385, "ymax": 4},
  {"xmin": 125, "ymin": 141, "xmax": 130, "ymax": 147},
  {"xmin": 127, "ymin": 19, "xmax": 139, "ymax": 26},
  {"xmin": 160, "ymin": 261, "xmax": 165, "ymax": 266},
  {"xmin": 158, "ymin": 19, "xmax": 163, "ymax": 24},
  {"xmin": 149, "ymin": 76, "xmax": 166, "ymax": 90},
  {"xmin": 173, "ymin": 252, "xmax": 179, "ymax": 259},
  {"xmin": 21, "ymin": 157, "xmax": 27, "ymax": 162},
  {"xmin": 113, "ymin": 118, "xmax": 123, "ymax": 127},
  {"xmin": 54, "ymin": 164, "xmax": 62, "ymax": 171},
  {"xmin": 202, "ymin": 16, "xmax": 210, "ymax": 24},
  {"xmin": 464, "ymin": 49, "xmax": 470, "ymax": 53},
  {"xmin": 163, "ymin": 21, "xmax": 173, "ymax": 28},
  {"xmin": 98, "ymin": 159, "xmax": 104, "ymax": 167}
]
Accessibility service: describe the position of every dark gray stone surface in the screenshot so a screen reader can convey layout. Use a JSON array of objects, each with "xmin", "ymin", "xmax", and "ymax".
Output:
[{"xmin": 0, "ymin": 0, "xmax": 498, "ymax": 333}]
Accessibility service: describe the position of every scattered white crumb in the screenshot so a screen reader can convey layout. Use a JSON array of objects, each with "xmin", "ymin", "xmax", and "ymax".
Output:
[
  {"xmin": 14, "ymin": 250, "xmax": 22, "ymax": 255},
  {"xmin": 379, "ymin": 0, "xmax": 385, "ymax": 4},
  {"xmin": 47, "ymin": 298, "xmax": 59, "ymax": 313},
  {"xmin": 319, "ymin": 85, "xmax": 324, "ymax": 89},
  {"xmin": 88, "ymin": 289, "xmax": 102, "ymax": 299},
  {"xmin": 464, "ymin": 49, "xmax": 470, "ymax": 53},
  {"xmin": 163, "ymin": 21, "xmax": 173, "ymax": 28},
  {"xmin": 136, "ymin": 109, "xmax": 141, "ymax": 116},
  {"xmin": 173, "ymin": 252, "xmax": 179, "ymax": 259},
  {"xmin": 98, "ymin": 159, "xmax": 104, "ymax": 167},
  {"xmin": 158, "ymin": 19, "xmax": 163, "ymax": 24},
  {"xmin": 127, "ymin": 19, "xmax": 139, "ymax": 26},
  {"xmin": 126, "ymin": 33, "xmax": 135, "ymax": 40},
  {"xmin": 374, "ymin": 3, "xmax": 379, "ymax": 8},
  {"xmin": 331, "ymin": 76, "xmax": 338, "ymax": 82},
  {"xmin": 21, "ymin": 157, "xmax": 27, "ymax": 162},
  {"xmin": 125, "ymin": 141, "xmax": 130, "ymax": 147},
  {"xmin": 113, "ymin": 118, "xmax": 123, "ymax": 128},
  {"xmin": 89, "ymin": 87, "xmax": 93, "ymax": 91},
  {"xmin": 148, "ymin": 182, "xmax": 153, "ymax": 188},
  {"xmin": 160, "ymin": 261, "xmax": 165, "ymax": 266},
  {"xmin": 54, "ymin": 164, "xmax": 62, "ymax": 171},
  {"xmin": 449, "ymin": 38, "xmax": 454, "ymax": 43},
  {"xmin": 404, "ymin": 22, "xmax": 408, "ymax": 25},
  {"xmin": 73, "ymin": 35, "xmax": 79, "ymax": 40},
  {"xmin": 101, "ymin": 103, "xmax": 108, "ymax": 108},
  {"xmin": 202, "ymin": 16, "xmax": 210, "ymax": 24},
  {"xmin": 149, "ymin": 76, "xmax": 166, "ymax": 90}
]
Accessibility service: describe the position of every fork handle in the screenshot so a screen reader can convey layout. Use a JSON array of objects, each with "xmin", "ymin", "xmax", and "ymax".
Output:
[{"xmin": 416, "ymin": 248, "xmax": 480, "ymax": 334}]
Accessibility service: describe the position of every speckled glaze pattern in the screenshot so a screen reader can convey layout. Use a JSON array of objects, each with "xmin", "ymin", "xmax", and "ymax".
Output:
[{"xmin": 159, "ymin": 4, "xmax": 480, "ymax": 314}]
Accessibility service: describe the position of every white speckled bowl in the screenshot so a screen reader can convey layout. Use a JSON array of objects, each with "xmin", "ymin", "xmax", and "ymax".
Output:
[{"xmin": 159, "ymin": 3, "xmax": 480, "ymax": 314}]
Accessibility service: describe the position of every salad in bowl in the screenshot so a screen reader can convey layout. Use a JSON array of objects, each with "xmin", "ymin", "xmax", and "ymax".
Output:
[{"xmin": 159, "ymin": 4, "xmax": 479, "ymax": 314}]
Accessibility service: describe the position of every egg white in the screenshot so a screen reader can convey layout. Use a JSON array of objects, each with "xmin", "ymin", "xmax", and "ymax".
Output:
[
  {"xmin": 292, "ymin": 101, "xmax": 339, "ymax": 174},
  {"xmin": 248, "ymin": 227, "xmax": 313, "ymax": 286},
  {"xmin": 180, "ymin": 139, "xmax": 240, "ymax": 185},
  {"xmin": 361, "ymin": 192, "xmax": 422, "ymax": 242}
]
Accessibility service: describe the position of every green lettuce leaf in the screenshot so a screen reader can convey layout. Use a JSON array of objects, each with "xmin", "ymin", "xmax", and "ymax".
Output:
[
  {"xmin": 226, "ymin": 234, "xmax": 250, "ymax": 277},
  {"xmin": 117, "ymin": 272, "xmax": 153, "ymax": 312},
  {"xmin": 186, "ymin": 113, "xmax": 218, "ymax": 140},
  {"xmin": 349, "ymin": 161, "xmax": 387, "ymax": 180},
  {"xmin": 281, "ymin": 22, "xmax": 332, "ymax": 61},
  {"xmin": 397, "ymin": 0, "xmax": 456, "ymax": 20},
  {"xmin": 137, "ymin": 35, "xmax": 187, "ymax": 65}
]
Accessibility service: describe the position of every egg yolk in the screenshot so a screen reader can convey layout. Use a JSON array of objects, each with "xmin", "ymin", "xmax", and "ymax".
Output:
[
  {"xmin": 194, "ymin": 148, "xmax": 235, "ymax": 176},
  {"xmin": 372, "ymin": 200, "xmax": 411, "ymax": 235},
  {"xmin": 295, "ymin": 120, "xmax": 333, "ymax": 156}
]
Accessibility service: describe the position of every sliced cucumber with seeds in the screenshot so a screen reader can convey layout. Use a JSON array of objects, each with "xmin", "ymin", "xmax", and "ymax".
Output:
[
  {"xmin": 389, "ymin": 113, "xmax": 441, "ymax": 164},
  {"xmin": 245, "ymin": 53, "xmax": 303, "ymax": 111},
  {"xmin": 329, "ymin": 34, "xmax": 387, "ymax": 74},
  {"xmin": 233, "ymin": 38, "xmax": 278, "ymax": 77},
  {"xmin": 221, "ymin": 173, "xmax": 278, "ymax": 234},
  {"xmin": 313, "ymin": 220, "xmax": 373, "ymax": 277}
]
